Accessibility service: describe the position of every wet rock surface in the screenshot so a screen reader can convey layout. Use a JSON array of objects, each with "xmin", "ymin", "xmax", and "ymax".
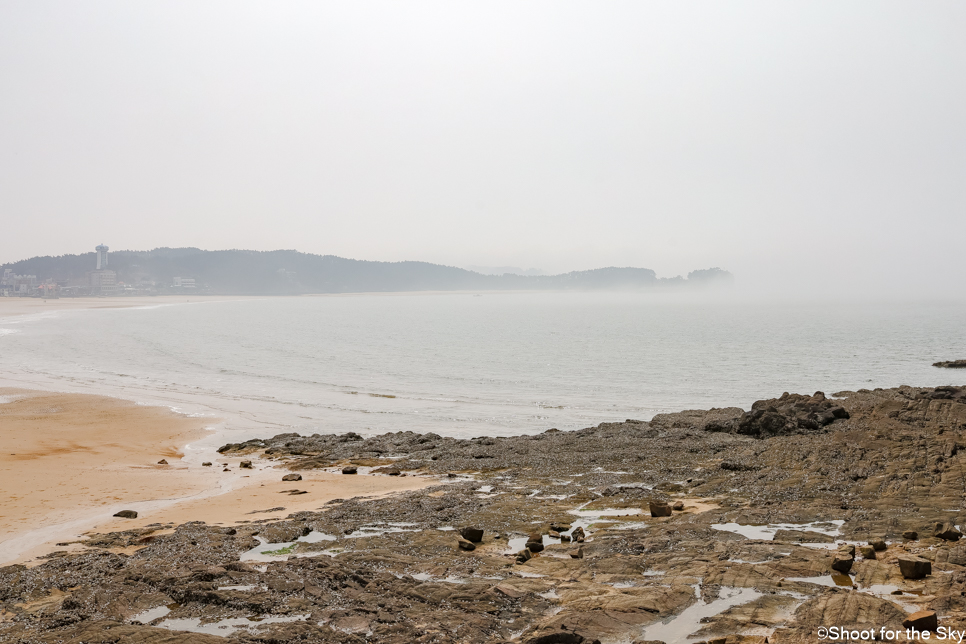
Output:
[{"xmin": 4, "ymin": 385, "xmax": 966, "ymax": 643}]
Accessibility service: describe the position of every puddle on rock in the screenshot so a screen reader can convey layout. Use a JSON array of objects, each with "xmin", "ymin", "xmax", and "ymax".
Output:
[
  {"xmin": 156, "ymin": 614, "xmax": 309, "ymax": 635},
  {"xmin": 786, "ymin": 573, "xmax": 854, "ymax": 588},
  {"xmin": 131, "ymin": 604, "xmax": 175, "ymax": 624},
  {"xmin": 711, "ymin": 520, "xmax": 844, "ymax": 541},
  {"xmin": 640, "ymin": 586, "xmax": 763, "ymax": 644},
  {"xmin": 240, "ymin": 531, "xmax": 338, "ymax": 562}
]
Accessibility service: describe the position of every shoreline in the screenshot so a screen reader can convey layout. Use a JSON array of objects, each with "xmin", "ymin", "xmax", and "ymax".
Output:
[{"xmin": 0, "ymin": 389, "xmax": 434, "ymax": 566}]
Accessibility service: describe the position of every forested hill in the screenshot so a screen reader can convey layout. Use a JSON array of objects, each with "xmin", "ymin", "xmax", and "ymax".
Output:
[{"xmin": 2, "ymin": 248, "xmax": 733, "ymax": 295}]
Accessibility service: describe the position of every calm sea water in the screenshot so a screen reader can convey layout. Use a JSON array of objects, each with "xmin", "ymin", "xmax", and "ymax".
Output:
[{"xmin": 1, "ymin": 293, "xmax": 964, "ymax": 440}]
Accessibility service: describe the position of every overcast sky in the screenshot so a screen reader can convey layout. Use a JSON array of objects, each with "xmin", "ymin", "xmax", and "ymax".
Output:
[{"xmin": 1, "ymin": 1, "xmax": 963, "ymax": 294}]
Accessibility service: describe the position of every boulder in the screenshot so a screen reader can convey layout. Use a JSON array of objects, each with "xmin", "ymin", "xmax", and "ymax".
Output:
[
  {"xmin": 569, "ymin": 547, "xmax": 584, "ymax": 559},
  {"xmin": 902, "ymin": 530, "xmax": 919, "ymax": 540},
  {"xmin": 898, "ymin": 556, "xmax": 931, "ymax": 579},
  {"xmin": 869, "ymin": 538, "xmax": 887, "ymax": 551},
  {"xmin": 572, "ymin": 527, "xmax": 586, "ymax": 542},
  {"xmin": 831, "ymin": 552, "xmax": 854, "ymax": 573},
  {"xmin": 526, "ymin": 540, "xmax": 545, "ymax": 553},
  {"xmin": 281, "ymin": 473, "xmax": 302, "ymax": 481},
  {"xmin": 113, "ymin": 510, "xmax": 138, "ymax": 519},
  {"xmin": 460, "ymin": 527, "xmax": 484, "ymax": 543},
  {"xmin": 239, "ymin": 460, "xmax": 253, "ymax": 469},
  {"xmin": 516, "ymin": 549, "xmax": 533, "ymax": 564},
  {"xmin": 341, "ymin": 466, "xmax": 358, "ymax": 474},
  {"xmin": 934, "ymin": 522, "xmax": 962, "ymax": 541},
  {"xmin": 858, "ymin": 545, "xmax": 876, "ymax": 559},
  {"xmin": 157, "ymin": 459, "xmax": 168, "ymax": 465},
  {"xmin": 457, "ymin": 538, "xmax": 476, "ymax": 551},
  {"xmin": 672, "ymin": 501, "xmax": 684, "ymax": 511},
  {"xmin": 649, "ymin": 502, "xmax": 672, "ymax": 518},
  {"xmin": 902, "ymin": 610, "xmax": 938, "ymax": 631}
]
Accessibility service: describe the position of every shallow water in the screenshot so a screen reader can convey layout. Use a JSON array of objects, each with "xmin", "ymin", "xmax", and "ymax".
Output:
[
  {"xmin": 156, "ymin": 614, "xmax": 308, "ymax": 635},
  {"xmin": 711, "ymin": 520, "xmax": 844, "ymax": 541},
  {"xmin": 2, "ymin": 294, "xmax": 964, "ymax": 441},
  {"xmin": 640, "ymin": 586, "xmax": 763, "ymax": 644}
]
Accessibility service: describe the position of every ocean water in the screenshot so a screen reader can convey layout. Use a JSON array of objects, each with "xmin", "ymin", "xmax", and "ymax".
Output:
[{"xmin": 0, "ymin": 293, "xmax": 964, "ymax": 441}]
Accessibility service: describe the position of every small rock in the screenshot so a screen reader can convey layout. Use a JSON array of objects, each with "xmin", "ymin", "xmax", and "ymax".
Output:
[
  {"xmin": 341, "ymin": 466, "xmax": 358, "ymax": 475},
  {"xmin": 515, "ymin": 548, "xmax": 532, "ymax": 564},
  {"xmin": 572, "ymin": 526, "xmax": 585, "ymax": 542},
  {"xmin": 526, "ymin": 540, "xmax": 545, "ymax": 553},
  {"xmin": 569, "ymin": 547, "xmax": 584, "ymax": 559},
  {"xmin": 457, "ymin": 538, "xmax": 476, "ymax": 551},
  {"xmin": 551, "ymin": 522, "xmax": 572, "ymax": 532},
  {"xmin": 898, "ymin": 556, "xmax": 932, "ymax": 579},
  {"xmin": 281, "ymin": 473, "xmax": 302, "ymax": 481},
  {"xmin": 840, "ymin": 544, "xmax": 856, "ymax": 557},
  {"xmin": 528, "ymin": 531, "xmax": 543, "ymax": 542},
  {"xmin": 869, "ymin": 538, "xmax": 887, "ymax": 551},
  {"xmin": 858, "ymin": 545, "xmax": 876, "ymax": 559},
  {"xmin": 902, "ymin": 610, "xmax": 938, "ymax": 631},
  {"xmin": 934, "ymin": 522, "xmax": 962, "ymax": 541},
  {"xmin": 560, "ymin": 534, "xmax": 572, "ymax": 543},
  {"xmin": 202, "ymin": 462, "xmax": 212, "ymax": 467},
  {"xmin": 460, "ymin": 527, "xmax": 484, "ymax": 543},
  {"xmin": 903, "ymin": 530, "xmax": 919, "ymax": 540},
  {"xmin": 548, "ymin": 530, "xmax": 561, "ymax": 538},
  {"xmin": 113, "ymin": 510, "xmax": 138, "ymax": 519},
  {"xmin": 223, "ymin": 467, "xmax": 230, "ymax": 471},
  {"xmin": 287, "ymin": 490, "xmax": 308, "ymax": 495},
  {"xmin": 239, "ymin": 460, "xmax": 253, "ymax": 469},
  {"xmin": 157, "ymin": 459, "xmax": 168, "ymax": 465},
  {"xmin": 649, "ymin": 502, "xmax": 672, "ymax": 518},
  {"xmin": 672, "ymin": 501, "xmax": 685, "ymax": 511},
  {"xmin": 831, "ymin": 552, "xmax": 854, "ymax": 573}
]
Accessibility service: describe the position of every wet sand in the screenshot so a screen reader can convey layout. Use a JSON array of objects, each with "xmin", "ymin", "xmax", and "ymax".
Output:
[
  {"xmin": 0, "ymin": 295, "xmax": 260, "ymax": 320},
  {"xmin": 0, "ymin": 389, "xmax": 434, "ymax": 566}
]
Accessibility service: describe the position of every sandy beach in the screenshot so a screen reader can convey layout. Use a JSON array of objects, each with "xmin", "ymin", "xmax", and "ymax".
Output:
[{"xmin": 0, "ymin": 388, "xmax": 434, "ymax": 566}]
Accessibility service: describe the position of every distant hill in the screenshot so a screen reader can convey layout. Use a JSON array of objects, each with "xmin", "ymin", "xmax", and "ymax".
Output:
[{"xmin": 2, "ymin": 248, "xmax": 733, "ymax": 295}]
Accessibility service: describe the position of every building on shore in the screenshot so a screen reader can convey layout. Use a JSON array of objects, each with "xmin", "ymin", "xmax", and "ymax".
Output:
[{"xmin": 89, "ymin": 244, "xmax": 117, "ymax": 295}]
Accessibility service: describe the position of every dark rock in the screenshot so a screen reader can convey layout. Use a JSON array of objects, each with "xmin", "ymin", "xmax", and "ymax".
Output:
[
  {"xmin": 933, "ymin": 360, "xmax": 966, "ymax": 369},
  {"xmin": 902, "ymin": 610, "xmax": 938, "ymax": 631},
  {"xmin": 671, "ymin": 501, "xmax": 684, "ymax": 511},
  {"xmin": 869, "ymin": 538, "xmax": 887, "ymax": 551},
  {"xmin": 113, "ymin": 510, "xmax": 138, "ymax": 519},
  {"xmin": 516, "ymin": 548, "xmax": 533, "ymax": 564},
  {"xmin": 460, "ymin": 527, "xmax": 484, "ymax": 542},
  {"xmin": 201, "ymin": 462, "xmax": 212, "ymax": 466},
  {"xmin": 831, "ymin": 552, "xmax": 854, "ymax": 573},
  {"xmin": 858, "ymin": 545, "xmax": 876, "ymax": 559},
  {"xmin": 898, "ymin": 556, "xmax": 931, "ymax": 579},
  {"xmin": 341, "ymin": 466, "xmax": 358, "ymax": 474},
  {"xmin": 281, "ymin": 473, "xmax": 302, "ymax": 481},
  {"xmin": 526, "ymin": 540, "xmax": 545, "ymax": 553},
  {"xmin": 649, "ymin": 502, "xmax": 672, "ymax": 518},
  {"xmin": 903, "ymin": 530, "xmax": 919, "ymax": 540},
  {"xmin": 934, "ymin": 522, "xmax": 962, "ymax": 541},
  {"xmin": 569, "ymin": 547, "xmax": 584, "ymax": 559},
  {"xmin": 572, "ymin": 527, "xmax": 585, "ymax": 542},
  {"xmin": 457, "ymin": 538, "xmax": 476, "ymax": 551},
  {"xmin": 239, "ymin": 460, "xmax": 253, "ymax": 469},
  {"xmin": 157, "ymin": 459, "xmax": 168, "ymax": 465},
  {"xmin": 526, "ymin": 633, "xmax": 595, "ymax": 644}
]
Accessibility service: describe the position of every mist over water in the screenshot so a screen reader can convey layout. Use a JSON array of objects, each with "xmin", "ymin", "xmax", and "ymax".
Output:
[{"xmin": 1, "ymin": 293, "xmax": 964, "ymax": 441}]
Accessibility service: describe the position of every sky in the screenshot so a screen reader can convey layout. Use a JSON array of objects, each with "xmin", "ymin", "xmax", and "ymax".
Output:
[{"xmin": 1, "ymin": 1, "xmax": 964, "ymax": 295}]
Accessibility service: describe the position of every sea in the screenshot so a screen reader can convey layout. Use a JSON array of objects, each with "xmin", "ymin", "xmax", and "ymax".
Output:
[{"xmin": 1, "ymin": 292, "xmax": 964, "ymax": 442}]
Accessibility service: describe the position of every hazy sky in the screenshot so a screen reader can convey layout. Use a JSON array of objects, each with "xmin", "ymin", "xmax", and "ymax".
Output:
[{"xmin": 1, "ymin": 1, "xmax": 964, "ymax": 294}]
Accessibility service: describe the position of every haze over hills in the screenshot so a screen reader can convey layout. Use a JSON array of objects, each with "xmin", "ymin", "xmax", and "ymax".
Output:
[{"xmin": 2, "ymin": 247, "xmax": 732, "ymax": 296}]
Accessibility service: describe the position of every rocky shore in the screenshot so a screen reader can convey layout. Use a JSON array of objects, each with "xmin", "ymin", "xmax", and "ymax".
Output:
[{"xmin": 3, "ymin": 384, "xmax": 966, "ymax": 643}]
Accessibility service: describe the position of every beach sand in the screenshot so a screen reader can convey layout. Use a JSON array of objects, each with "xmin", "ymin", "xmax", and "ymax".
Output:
[{"xmin": 0, "ymin": 389, "xmax": 434, "ymax": 566}]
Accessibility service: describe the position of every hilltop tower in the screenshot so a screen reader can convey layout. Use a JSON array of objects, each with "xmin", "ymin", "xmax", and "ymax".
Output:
[{"xmin": 95, "ymin": 244, "xmax": 109, "ymax": 270}]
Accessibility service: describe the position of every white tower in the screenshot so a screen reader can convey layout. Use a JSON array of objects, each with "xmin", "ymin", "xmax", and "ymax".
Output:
[{"xmin": 95, "ymin": 244, "xmax": 109, "ymax": 270}]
